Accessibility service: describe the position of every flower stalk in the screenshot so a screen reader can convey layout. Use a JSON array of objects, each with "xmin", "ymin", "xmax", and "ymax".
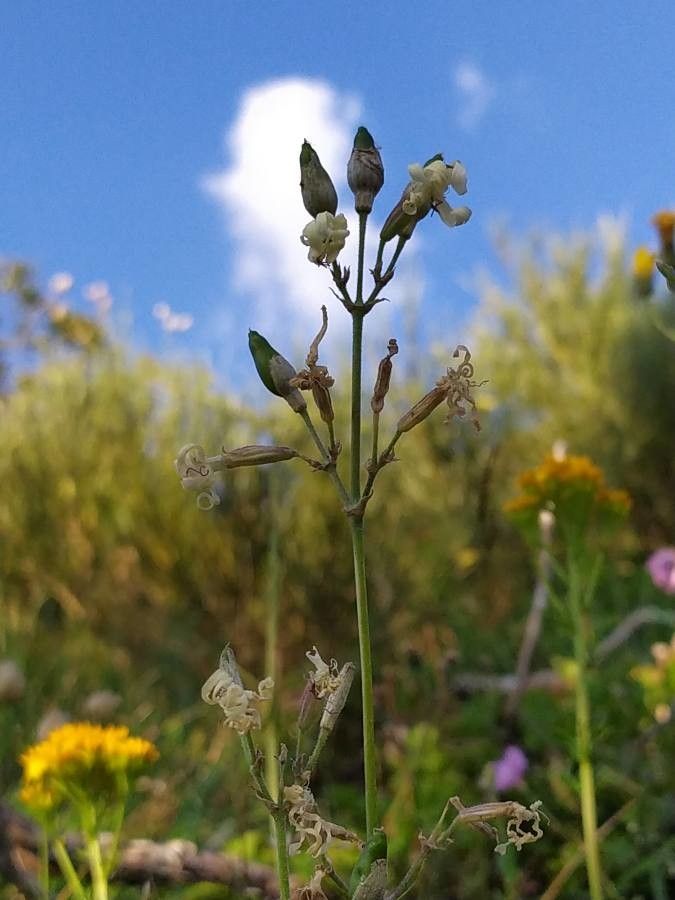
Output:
[{"xmin": 568, "ymin": 554, "xmax": 604, "ymax": 900}]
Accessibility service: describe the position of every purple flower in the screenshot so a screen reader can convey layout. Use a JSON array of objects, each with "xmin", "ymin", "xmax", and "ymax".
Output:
[
  {"xmin": 646, "ymin": 547, "xmax": 675, "ymax": 596},
  {"xmin": 493, "ymin": 745, "xmax": 529, "ymax": 793}
]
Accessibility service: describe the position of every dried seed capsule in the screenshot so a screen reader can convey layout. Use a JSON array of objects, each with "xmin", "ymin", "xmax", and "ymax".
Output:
[
  {"xmin": 396, "ymin": 384, "xmax": 448, "ymax": 433},
  {"xmin": 371, "ymin": 338, "xmax": 398, "ymax": 413},
  {"xmin": 222, "ymin": 445, "xmax": 298, "ymax": 468}
]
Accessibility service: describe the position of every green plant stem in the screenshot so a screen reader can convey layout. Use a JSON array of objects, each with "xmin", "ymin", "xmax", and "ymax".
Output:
[
  {"xmin": 102, "ymin": 789, "xmax": 128, "ymax": 882},
  {"xmin": 272, "ymin": 810, "xmax": 291, "ymax": 900},
  {"xmin": 351, "ymin": 211, "xmax": 368, "ymax": 500},
  {"xmin": 39, "ymin": 828, "xmax": 50, "ymax": 898},
  {"xmin": 85, "ymin": 833, "xmax": 108, "ymax": 900},
  {"xmin": 264, "ymin": 475, "xmax": 281, "ymax": 800},
  {"xmin": 569, "ymin": 558, "xmax": 604, "ymax": 900},
  {"xmin": 370, "ymin": 410, "xmax": 380, "ymax": 467},
  {"xmin": 299, "ymin": 408, "xmax": 350, "ymax": 506},
  {"xmin": 240, "ymin": 731, "xmax": 290, "ymax": 900},
  {"xmin": 52, "ymin": 838, "xmax": 87, "ymax": 900},
  {"xmin": 350, "ymin": 517, "xmax": 377, "ymax": 837},
  {"xmin": 348, "ymin": 210, "xmax": 378, "ymax": 838}
]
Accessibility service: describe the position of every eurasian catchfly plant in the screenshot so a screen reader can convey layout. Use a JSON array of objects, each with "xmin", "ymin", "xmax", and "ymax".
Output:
[{"xmin": 176, "ymin": 127, "xmax": 545, "ymax": 899}]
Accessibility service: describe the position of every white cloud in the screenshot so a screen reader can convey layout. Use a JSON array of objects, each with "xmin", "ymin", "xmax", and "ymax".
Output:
[
  {"xmin": 203, "ymin": 77, "xmax": 365, "ymax": 339},
  {"xmin": 454, "ymin": 62, "xmax": 495, "ymax": 131}
]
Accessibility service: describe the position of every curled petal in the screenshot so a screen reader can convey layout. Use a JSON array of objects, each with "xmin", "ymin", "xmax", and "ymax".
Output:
[{"xmin": 436, "ymin": 201, "xmax": 472, "ymax": 228}]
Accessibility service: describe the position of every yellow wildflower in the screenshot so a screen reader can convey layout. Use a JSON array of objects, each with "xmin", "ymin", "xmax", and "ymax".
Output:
[
  {"xmin": 20, "ymin": 723, "xmax": 158, "ymax": 811},
  {"xmin": 505, "ymin": 453, "xmax": 629, "ymax": 534},
  {"xmin": 652, "ymin": 210, "xmax": 675, "ymax": 245},
  {"xmin": 632, "ymin": 246, "xmax": 655, "ymax": 280}
]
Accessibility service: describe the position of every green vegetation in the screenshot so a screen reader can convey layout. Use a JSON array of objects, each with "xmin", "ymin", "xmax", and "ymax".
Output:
[{"xmin": 1, "ymin": 225, "xmax": 674, "ymax": 898}]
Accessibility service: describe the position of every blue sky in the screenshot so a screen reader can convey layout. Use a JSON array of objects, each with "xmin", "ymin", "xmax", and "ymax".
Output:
[{"xmin": 3, "ymin": 0, "xmax": 675, "ymax": 387}]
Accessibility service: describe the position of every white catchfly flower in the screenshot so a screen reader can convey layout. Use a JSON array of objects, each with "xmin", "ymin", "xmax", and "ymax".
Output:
[
  {"xmin": 403, "ymin": 159, "xmax": 471, "ymax": 229},
  {"xmin": 174, "ymin": 444, "xmax": 222, "ymax": 510},
  {"xmin": 301, "ymin": 212, "xmax": 350, "ymax": 265}
]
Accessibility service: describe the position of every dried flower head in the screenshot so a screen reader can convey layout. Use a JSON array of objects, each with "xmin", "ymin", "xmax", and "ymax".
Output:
[
  {"xmin": 295, "ymin": 868, "xmax": 329, "ymax": 900},
  {"xmin": 306, "ymin": 647, "xmax": 340, "ymax": 698},
  {"xmin": 290, "ymin": 306, "xmax": 336, "ymax": 425},
  {"xmin": 284, "ymin": 783, "xmax": 360, "ymax": 857},
  {"xmin": 449, "ymin": 796, "xmax": 546, "ymax": 856},
  {"xmin": 202, "ymin": 663, "xmax": 274, "ymax": 735},
  {"xmin": 397, "ymin": 345, "xmax": 480, "ymax": 434}
]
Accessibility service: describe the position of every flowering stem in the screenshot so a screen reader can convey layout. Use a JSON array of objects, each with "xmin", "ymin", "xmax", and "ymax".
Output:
[
  {"xmin": 568, "ymin": 556, "xmax": 604, "ymax": 900},
  {"xmin": 85, "ymin": 833, "xmax": 108, "ymax": 900},
  {"xmin": 370, "ymin": 410, "xmax": 380, "ymax": 469},
  {"xmin": 52, "ymin": 838, "xmax": 87, "ymax": 900},
  {"xmin": 350, "ymin": 517, "xmax": 378, "ymax": 837},
  {"xmin": 299, "ymin": 408, "xmax": 350, "ymax": 506},
  {"xmin": 348, "ymin": 210, "xmax": 379, "ymax": 838},
  {"xmin": 272, "ymin": 809, "xmax": 291, "ymax": 900},
  {"xmin": 264, "ymin": 475, "xmax": 281, "ymax": 801},
  {"xmin": 38, "ymin": 828, "xmax": 50, "ymax": 898}
]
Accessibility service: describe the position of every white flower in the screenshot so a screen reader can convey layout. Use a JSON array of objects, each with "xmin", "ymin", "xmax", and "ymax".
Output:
[
  {"xmin": 201, "ymin": 668, "xmax": 274, "ymax": 735},
  {"xmin": 402, "ymin": 159, "xmax": 471, "ymax": 229},
  {"xmin": 301, "ymin": 212, "xmax": 350, "ymax": 265},
  {"xmin": 48, "ymin": 272, "xmax": 74, "ymax": 295},
  {"xmin": 174, "ymin": 444, "xmax": 221, "ymax": 509}
]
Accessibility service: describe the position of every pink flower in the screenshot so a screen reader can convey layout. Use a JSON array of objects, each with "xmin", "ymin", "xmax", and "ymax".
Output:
[
  {"xmin": 646, "ymin": 548, "xmax": 675, "ymax": 596},
  {"xmin": 493, "ymin": 745, "xmax": 529, "ymax": 793}
]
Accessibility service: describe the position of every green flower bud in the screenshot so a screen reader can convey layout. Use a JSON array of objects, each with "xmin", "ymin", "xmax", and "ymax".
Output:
[
  {"xmin": 248, "ymin": 330, "xmax": 307, "ymax": 413},
  {"xmin": 348, "ymin": 126, "xmax": 384, "ymax": 214},
  {"xmin": 299, "ymin": 140, "xmax": 338, "ymax": 217}
]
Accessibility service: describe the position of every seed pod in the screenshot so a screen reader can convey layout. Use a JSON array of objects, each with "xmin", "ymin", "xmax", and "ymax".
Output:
[
  {"xmin": 396, "ymin": 384, "xmax": 448, "ymax": 433},
  {"xmin": 248, "ymin": 330, "xmax": 307, "ymax": 413},
  {"xmin": 319, "ymin": 662, "xmax": 355, "ymax": 734},
  {"xmin": 347, "ymin": 127, "xmax": 384, "ymax": 214},
  {"xmin": 379, "ymin": 195, "xmax": 420, "ymax": 244},
  {"xmin": 299, "ymin": 140, "xmax": 338, "ymax": 217},
  {"xmin": 222, "ymin": 445, "xmax": 299, "ymax": 468},
  {"xmin": 371, "ymin": 338, "xmax": 398, "ymax": 413}
]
